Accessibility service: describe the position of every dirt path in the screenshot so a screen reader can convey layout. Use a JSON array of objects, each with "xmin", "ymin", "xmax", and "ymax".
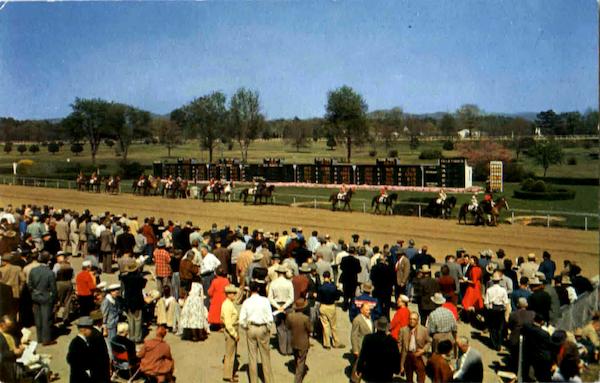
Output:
[{"xmin": 4, "ymin": 184, "xmax": 598, "ymax": 276}]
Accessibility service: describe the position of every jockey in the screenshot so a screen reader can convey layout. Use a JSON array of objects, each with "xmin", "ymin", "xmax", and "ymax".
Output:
[
  {"xmin": 166, "ymin": 175, "xmax": 174, "ymax": 189},
  {"xmin": 436, "ymin": 188, "xmax": 447, "ymax": 205},
  {"xmin": 208, "ymin": 177, "xmax": 216, "ymax": 192},
  {"xmin": 484, "ymin": 193, "xmax": 495, "ymax": 207},
  {"xmin": 108, "ymin": 175, "xmax": 114, "ymax": 186},
  {"xmin": 468, "ymin": 193, "xmax": 479, "ymax": 211},
  {"xmin": 90, "ymin": 171, "xmax": 98, "ymax": 184},
  {"xmin": 379, "ymin": 186, "xmax": 388, "ymax": 203},
  {"xmin": 137, "ymin": 174, "xmax": 145, "ymax": 187},
  {"xmin": 338, "ymin": 184, "xmax": 347, "ymax": 200}
]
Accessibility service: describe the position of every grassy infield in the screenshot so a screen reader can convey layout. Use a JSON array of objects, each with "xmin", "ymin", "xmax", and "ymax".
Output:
[{"xmin": 2, "ymin": 139, "xmax": 598, "ymax": 229}]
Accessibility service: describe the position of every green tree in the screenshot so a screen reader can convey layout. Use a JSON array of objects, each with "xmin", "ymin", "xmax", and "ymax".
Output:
[
  {"xmin": 325, "ymin": 85, "xmax": 369, "ymax": 163},
  {"xmin": 29, "ymin": 144, "xmax": 39, "ymax": 154},
  {"xmin": 326, "ymin": 134, "xmax": 336, "ymax": 150},
  {"xmin": 70, "ymin": 143, "xmax": 83, "ymax": 156},
  {"xmin": 184, "ymin": 91, "xmax": 228, "ymax": 163},
  {"xmin": 64, "ymin": 98, "xmax": 111, "ymax": 164},
  {"xmin": 582, "ymin": 109, "xmax": 598, "ymax": 135},
  {"xmin": 456, "ymin": 104, "xmax": 481, "ymax": 133},
  {"xmin": 154, "ymin": 118, "xmax": 182, "ymax": 157},
  {"xmin": 47, "ymin": 141, "xmax": 60, "ymax": 155},
  {"xmin": 373, "ymin": 107, "xmax": 402, "ymax": 151},
  {"xmin": 3, "ymin": 142, "xmax": 12, "ymax": 154},
  {"xmin": 0, "ymin": 118, "xmax": 17, "ymax": 142},
  {"xmin": 530, "ymin": 140, "xmax": 564, "ymax": 176},
  {"xmin": 535, "ymin": 110, "xmax": 561, "ymax": 136},
  {"xmin": 17, "ymin": 144, "xmax": 27, "ymax": 155},
  {"xmin": 104, "ymin": 138, "xmax": 115, "ymax": 148},
  {"xmin": 283, "ymin": 117, "xmax": 312, "ymax": 152},
  {"xmin": 560, "ymin": 112, "xmax": 583, "ymax": 136},
  {"xmin": 439, "ymin": 113, "xmax": 457, "ymax": 137},
  {"xmin": 409, "ymin": 135, "xmax": 420, "ymax": 151},
  {"xmin": 107, "ymin": 103, "xmax": 151, "ymax": 162},
  {"xmin": 228, "ymin": 88, "xmax": 265, "ymax": 163}
]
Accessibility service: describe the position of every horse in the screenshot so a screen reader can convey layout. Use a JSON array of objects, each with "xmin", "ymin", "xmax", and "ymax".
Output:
[
  {"xmin": 253, "ymin": 185, "xmax": 275, "ymax": 204},
  {"xmin": 239, "ymin": 182, "xmax": 268, "ymax": 204},
  {"xmin": 86, "ymin": 177, "xmax": 101, "ymax": 193},
  {"xmin": 143, "ymin": 176, "xmax": 162, "ymax": 196},
  {"xmin": 104, "ymin": 176, "xmax": 120, "ymax": 194},
  {"xmin": 371, "ymin": 193, "xmax": 398, "ymax": 215},
  {"xmin": 200, "ymin": 182, "xmax": 224, "ymax": 202},
  {"xmin": 458, "ymin": 196, "xmax": 509, "ymax": 226},
  {"xmin": 329, "ymin": 189, "xmax": 354, "ymax": 212},
  {"xmin": 174, "ymin": 179, "xmax": 188, "ymax": 199},
  {"xmin": 132, "ymin": 177, "xmax": 146, "ymax": 195},
  {"xmin": 76, "ymin": 175, "xmax": 87, "ymax": 192},
  {"xmin": 423, "ymin": 196, "xmax": 457, "ymax": 219},
  {"xmin": 223, "ymin": 181, "xmax": 234, "ymax": 202}
]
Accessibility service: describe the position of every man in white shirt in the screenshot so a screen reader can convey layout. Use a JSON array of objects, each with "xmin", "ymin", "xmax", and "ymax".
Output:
[
  {"xmin": 199, "ymin": 245, "xmax": 221, "ymax": 306},
  {"xmin": 227, "ymin": 234, "xmax": 246, "ymax": 285},
  {"xmin": 239, "ymin": 282, "xmax": 274, "ymax": 383},
  {"xmin": 268, "ymin": 265, "xmax": 294, "ymax": 356},
  {"xmin": 484, "ymin": 273, "xmax": 509, "ymax": 351}
]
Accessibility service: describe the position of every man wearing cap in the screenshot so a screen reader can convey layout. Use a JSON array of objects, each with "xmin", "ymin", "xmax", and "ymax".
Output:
[
  {"xmin": 221, "ymin": 285, "xmax": 239, "ymax": 382},
  {"xmin": 286, "ymin": 298, "xmax": 312, "ymax": 383},
  {"xmin": 511, "ymin": 277, "xmax": 532, "ymax": 311},
  {"xmin": 426, "ymin": 293, "xmax": 457, "ymax": 356},
  {"xmin": 356, "ymin": 316, "xmax": 401, "ymax": 383},
  {"xmin": 67, "ymin": 316, "xmax": 94, "ymax": 382},
  {"xmin": 100, "ymin": 284, "xmax": 122, "ymax": 342},
  {"xmin": 239, "ymin": 282, "xmax": 274, "ymax": 383},
  {"xmin": 507, "ymin": 297, "xmax": 535, "ymax": 372},
  {"xmin": 484, "ymin": 272, "xmax": 509, "ymax": 350},
  {"xmin": 268, "ymin": 265, "xmax": 294, "ymax": 355},
  {"xmin": 349, "ymin": 282, "xmax": 382, "ymax": 323},
  {"xmin": 292, "ymin": 263, "xmax": 311, "ymax": 302},
  {"xmin": 28, "ymin": 251, "xmax": 57, "ymax": 345},
  {"xmin": 154, "ymin": 240, "xmax": 172, "ymax": 292},
  {"xmin": 399, "ymin": 312, "xmax": 430, "ymax": 383},
  {"xmin": 527, "ymin": 276, "xmax": 552, "ymax": 323},
  {"xmin": 518, "ymin": 253, "xmax": 539, "ymax": 280},
  {"xmin": 340, "ymin": 246, "xmax": 361, "ymax": 311}
]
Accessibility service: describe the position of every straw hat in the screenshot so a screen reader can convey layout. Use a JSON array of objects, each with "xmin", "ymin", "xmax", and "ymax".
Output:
[
  {"xmin": 225, "ymin": 285, "xmax": 238, "ymax": 294},
  {"xmin": 361, "ymin": 282, "xmax": 374, "ymax": 293},
  {"xmin": 420, "ymin": 265, "xmax": 431, "ymax": 273},
  {"xmin": 430, "ymin": 292, "xmax": 446, "ymax": 305}
]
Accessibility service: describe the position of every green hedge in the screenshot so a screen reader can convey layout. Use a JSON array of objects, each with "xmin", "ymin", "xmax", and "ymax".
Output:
[
  {"xmin": 513, "ymin": 189, "xmax": 576, "ymax": 200},
  {"xmin": 538, "ymin": 177, "xmax": 598, "ymax": 186}
]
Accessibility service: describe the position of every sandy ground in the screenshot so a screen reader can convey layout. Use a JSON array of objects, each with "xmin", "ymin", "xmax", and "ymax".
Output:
[{"xmin": 2, "ymin": 185, "xmax": 599, "ymax": 382}]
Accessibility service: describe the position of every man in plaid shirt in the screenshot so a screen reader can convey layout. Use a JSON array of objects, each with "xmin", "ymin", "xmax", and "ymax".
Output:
[
  {"xmin": 426, "ymin": 293, "xmax": 457, "ymax": 355},
  {"xmin": 153, "ymin": 240, "xmax": 172, "ymax": 292}
]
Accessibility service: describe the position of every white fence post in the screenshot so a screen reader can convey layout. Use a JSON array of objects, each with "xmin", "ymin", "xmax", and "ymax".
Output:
[
  {"xmin": 418, "ymin": 205, "xmax": 422, "ymax": 218},
  {"xmin": 584, "ymin": 217, "xmax": 588, "ymax": 231},
  {"xmin": 56, "ymin": 180, "xmax": 59, "ymax": 188},
  {"xmin": 362, "ymin": 202, "xmax": 366, "ymax": 213},
  {"xmin": 511, "ymin": 211, "xmax": 515, "ymax": 222},
  {"xmin": 547, "ymin": 215, "xmax": 550, "ymax": 228},
  {"xmin": 313, "ymin": 199, "xmax": 317, "ymax": 209}
]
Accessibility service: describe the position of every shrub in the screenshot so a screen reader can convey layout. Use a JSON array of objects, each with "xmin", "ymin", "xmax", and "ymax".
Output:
[
  {"xmin": 520, "ymin": 178, "xmax": 536, "ymax": 191},
  {"xmin": 227, "ymin": 142, "xmax": 234, "ymax": 150},
  {"xmin": 409, "ymin": 136, "xmax": 419, "ymax": 150},
  {"xmin": 144, "ymin": 138, "xmax": 152, "ymax": 145},
  {"xmin": 368, "ymin": 150, "xmax": 377, "ymax": 157},
  {"xmin": 567, "ymin": 157, "xmax": 577, "ymax": 165},
  {"xmin": 17, "ymin": 144, "xmax": 27, "ymax": 155},
  {"xmin": 3, "ymin": 142, "xmax": 12, "ymax": 154},
  {"xmin": 47, "ymin": 142, "xmax": 60, "ymax": 155},
  {"xmin": 419, "ymin": 149, "xmax": 442, "ymax": 160},
  {"xmin": 104, "ymin": 138, "xmax": 115, "ymax": 148},
  {"xmin": 530, "ymin": 180, "xmax": 548, "ymax": 192},
  {"xmin": 326, "ymin": 135, "xmax": 336, "ymax": 150},
  {"xmin": 28, "ymin": 144, "xmax": 40, "ymax": 154},
  {"xmin": 514, "ymin": 189, "xmax": 575, "ymax": 200},
  {"xmin": 70, "ymin": 143, "xmax": 84, "ymax": 156},
  {"xmin": 58, "ymin": 141, "xmax": 65, "ymax": 147},
  {"xmin": 442, "ymin": 140, "xmax": 454, "ymax": 151},
  {"xmin": 388, "ymin": 149, "xmax": 398, "ymax": 158}
]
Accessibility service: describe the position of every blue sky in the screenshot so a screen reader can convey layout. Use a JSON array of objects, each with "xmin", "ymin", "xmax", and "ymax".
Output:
[{"xmin": 0, "ymin": 1, "xmax": 597, "ymax": 120}]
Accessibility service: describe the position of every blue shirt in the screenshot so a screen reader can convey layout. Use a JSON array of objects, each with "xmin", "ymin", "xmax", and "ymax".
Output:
[
  {"xmin": 511, "ymin": 288, "xmax": 532, "ymax": 310},
  {"xmin": 349, "ymin": 293, "xmax": 382, "ymax": 322}
]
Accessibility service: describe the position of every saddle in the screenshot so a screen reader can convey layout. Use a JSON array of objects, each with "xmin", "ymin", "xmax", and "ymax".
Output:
[
  {"xmin": 378, "ymin": 196, "xmax": 387, "ymax": 203},
  {"xmin": 249, "ymin": 188, "xmax": 256, "ymax": 195},
  {"xmin": 137, "ymin": 180, "xmax": 145, "ymax": 187},
  {"xmin": 337, "ymin": 193, "xmax": 346, "ymax": 200}
]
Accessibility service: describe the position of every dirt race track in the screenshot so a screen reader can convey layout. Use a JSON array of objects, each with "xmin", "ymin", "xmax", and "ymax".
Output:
[{"xmin": 4, "ymin": 185, "xmax": 598, "ymax": 276}]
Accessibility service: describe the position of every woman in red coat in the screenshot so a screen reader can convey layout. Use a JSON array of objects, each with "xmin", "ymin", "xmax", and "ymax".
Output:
[
  {"xmin": 390, "ymin": 295, "xmax": 410, "ymax": 340},
  {"xmin": 461, "ymin": 255, "xmax": 484, "ymax": 312},
  {"xmin": 207, "ymin": 268, "xmax": 229, "ymax": 328}
]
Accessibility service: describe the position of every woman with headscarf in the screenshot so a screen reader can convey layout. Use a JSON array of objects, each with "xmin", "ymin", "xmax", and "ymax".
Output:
[{"xmin": 179, "ymin": 282, "xmax": 209, "ymax": 342}]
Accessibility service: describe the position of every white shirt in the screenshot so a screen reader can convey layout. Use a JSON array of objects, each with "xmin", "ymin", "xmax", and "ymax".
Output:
[
  {"xmin": 227, "ymin": 240, "xmax": 246, "ymax": 264},
  {"xmin": 0, "ymin": 212, "xmax": 15, "ymax": 224},
  {"xmin": 484, "ymin": 283, "xmax": 509, "ymax": 308},
  {"xmin": 335, "ymin": 250, "xmax": 349, "ymax": 266},
  {"xmin": 200, "ymin": 253, "xmax": 221, "ymax": 274},
  {"xmin": 239, "ymin": 293, "xmax": 274, "ymax": 327},
  {"xmin": 268, "ymin": 276, "xmax": 294, "ymax": 310}
]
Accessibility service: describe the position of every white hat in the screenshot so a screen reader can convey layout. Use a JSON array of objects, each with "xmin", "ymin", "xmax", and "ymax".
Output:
[
  {"xmin": 82, "ymin": 260, "xmax": 92, "ymax": 268},
  {"xmin": 96, "ymin": 281, "xmax": 107, "ymax": 290},
  {"xmin": 399, "ymin": 295, "xmax": 410, "ymax": 303},
  {"xmin": 105, "ymin": 283, "xmax": 120, "ymax": 292}
]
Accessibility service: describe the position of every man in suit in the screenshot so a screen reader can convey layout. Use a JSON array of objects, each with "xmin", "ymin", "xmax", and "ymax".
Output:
[
  {"xmin": 507, "ymin": 297, "xmax": 535, "ymax": 372},
  {"xmin": 395, "ymin": 249, "xmax": 411, "ymax": 300},
  {"xmin": 66, "ymin": 316, "xmax": 94, "ymax": 382},
  {"xmin": 28, "ymin": 251, "xmax": 57, "ymax": 345},
  {"xmin": 399, "ymin": 312, "xmax": 431, "ymax": 383},
  {"xmin": 453, "ymin": 336, "xmax": 483, "ymax": 383},
  {"xmin": 340, "ymin": 246, "xmax": 361, "ymax": 310},
  {"xmin": 286, "ymin": 298, "xmax": 313, "ymax": 383},
  {"xmin": 413, "ymin": 265, "xmax": 439, "ymax": 325},
  {"xmin": 521, "ymin": 314, "xmax": 553, "ymax": 382},
  {"xmin": 350, "ymin": 303, "xmax": 373, "ymax": 383},
  {"xmin": 356, "ymin": 316, "xmax": 400, "ymax": 382},
  {"xmin": 89, "ymin": 310, "xmax": 111, "ymax": 382}
]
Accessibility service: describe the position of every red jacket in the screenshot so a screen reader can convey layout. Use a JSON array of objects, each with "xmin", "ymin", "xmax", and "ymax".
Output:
[{"xmin": 76, "ymin": 270, "xmax": 96, "ymax": 296}]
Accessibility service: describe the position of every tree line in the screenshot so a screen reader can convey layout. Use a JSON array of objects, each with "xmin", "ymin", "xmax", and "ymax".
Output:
[{"xmin": 0, "ymin": 86, "xmax": 597, "ymax": 164}]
